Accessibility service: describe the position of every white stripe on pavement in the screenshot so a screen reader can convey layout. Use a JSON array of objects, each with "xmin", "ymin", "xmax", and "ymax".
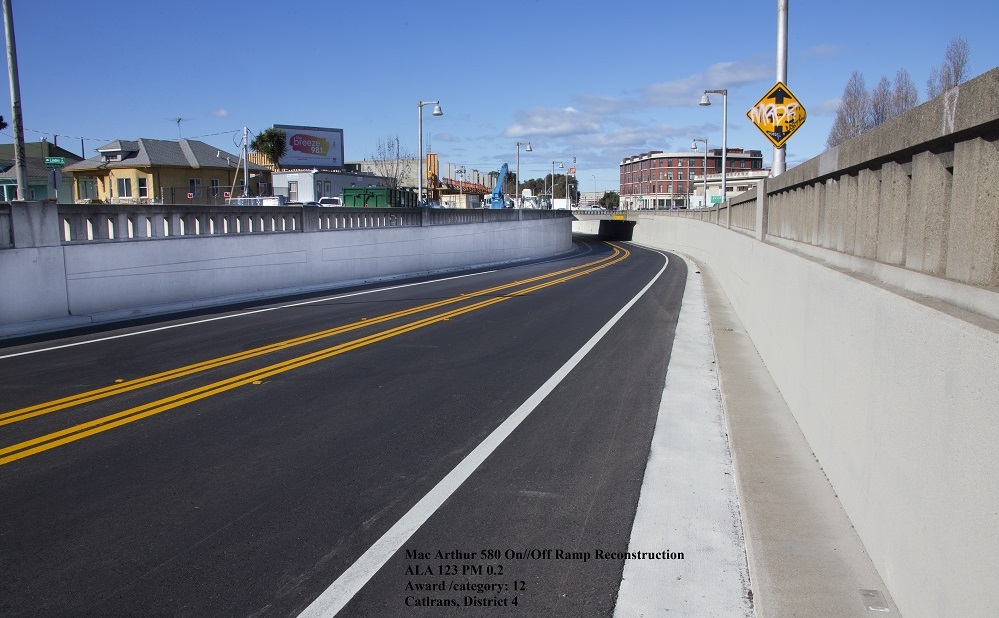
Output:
[{"xmin": 297, "ymin": 252, "xmax": 669, "ymax": 618}]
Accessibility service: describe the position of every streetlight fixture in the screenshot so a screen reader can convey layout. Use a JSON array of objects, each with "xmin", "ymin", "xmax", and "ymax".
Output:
[
  {"xmin": 456, "ymin": 165, "xmax": 465, "ymax": 206},
  {"xmin": 550, "ymin": 161, "xmax": 563, "ymax": 208},
  {"xmin": 700, "ymin": 89, "xmax": 727, "ymax": 222},
  {"xmin": 516, "ymin": 141, "xmax": 532, "ymax": 208},
  {"xmin": 690, "ymin": 138, "xmax": 708, "ymax": 209},
  {"xmin": 418, "ymin": 100, "xmax": 443, "ymax": 205}
]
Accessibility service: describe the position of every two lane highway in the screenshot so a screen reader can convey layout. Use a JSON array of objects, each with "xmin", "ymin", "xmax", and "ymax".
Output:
[{"xmin": 0, "ymin": 238, "xmax": 686, "ymax": 617}]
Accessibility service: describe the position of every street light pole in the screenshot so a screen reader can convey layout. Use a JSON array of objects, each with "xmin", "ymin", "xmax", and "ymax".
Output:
[
  {"xmin": 417, "ymin": 100, "xmax": 443, "ymax": 206},
  {"xmin": 457, "ymin": 165, "xmax": 465, "ymax": 207},
  {"xmin": 551, "ymin": 161, "xmax": 563, "ymax": 208},
  {"xmin": 773, "ymin": 0, "xmax": 788, "ymax": 176},
  {"xmin": 516, "ymin": 141, "xmax": 531, "ymax": 208},
  {"xmin": 700, "ymin": 89, "xmax": 727, "ymax": 224},
  {"xmin": 691, "ymin": 138, "xmax": 707, "ymax": 209}
]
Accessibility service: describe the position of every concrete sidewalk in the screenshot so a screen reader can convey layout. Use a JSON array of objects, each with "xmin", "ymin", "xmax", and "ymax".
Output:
[{"xmin": 615, "ymin": 251, "xmax": 900, "ymax": 617}]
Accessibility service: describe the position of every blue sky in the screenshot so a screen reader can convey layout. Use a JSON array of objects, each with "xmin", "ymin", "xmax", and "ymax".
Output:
[{"xmin": 2, "ymin": 1, "xmax": 996, "ymax": 193}]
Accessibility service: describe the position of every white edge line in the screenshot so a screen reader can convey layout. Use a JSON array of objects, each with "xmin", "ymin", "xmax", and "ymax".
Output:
[
  {"xmin": 0, "ymin": 271, "xmax": 494, "ymax": 361},
  {"xmin": 297, "ymin": 249, "xmax": 669, "ymax": 618}
]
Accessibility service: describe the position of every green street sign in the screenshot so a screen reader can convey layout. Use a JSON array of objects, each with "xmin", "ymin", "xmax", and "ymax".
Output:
[
  {"xmin": 711, "ymin": 196, "xmax": 723, "ymax": 204},
  {"xmin": 44, "ymin": 157, "xmax": 66, "ymax": 167}
]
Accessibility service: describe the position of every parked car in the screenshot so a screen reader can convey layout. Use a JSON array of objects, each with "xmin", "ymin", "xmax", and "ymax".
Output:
[{"xmin": 318, "ymin": 197, "xmax": 343, "ymax": 207}]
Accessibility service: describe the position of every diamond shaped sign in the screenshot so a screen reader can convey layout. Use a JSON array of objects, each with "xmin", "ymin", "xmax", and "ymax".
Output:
[{"xmin": 747, "ymin": 81, "xmax": 806, "ymax": 148}]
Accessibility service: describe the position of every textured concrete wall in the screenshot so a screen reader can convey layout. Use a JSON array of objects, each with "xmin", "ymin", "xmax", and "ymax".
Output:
[
  {"xmin": 631, "ymin": 214, "xmax": 999, "ymax": 618},
  {"xmin": 765, "ymin": 67, "xmax": 999, "ymax": 289}
]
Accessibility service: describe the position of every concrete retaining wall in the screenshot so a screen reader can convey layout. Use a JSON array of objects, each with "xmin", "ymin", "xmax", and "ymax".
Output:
[
  {"xmin": 633, "ymin": 215, "xmax": 999, "ymax": 618},
  {"xmin": 1, "ymin": 214, "xmax": 570, "ymax": 336},
  {"xmin": 629, "ymin": 65, "xmax": 999, "ymax": 618}
]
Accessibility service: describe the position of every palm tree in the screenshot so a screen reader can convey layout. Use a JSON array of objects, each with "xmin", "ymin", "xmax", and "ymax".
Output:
[{"xmin": 250, "ymin": 128, "xmax": 287, "ymax": 170}]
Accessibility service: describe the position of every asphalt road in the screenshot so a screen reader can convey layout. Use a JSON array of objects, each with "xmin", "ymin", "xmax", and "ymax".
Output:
[{"xmin": 0, "ymin": 237, "xmax": 686, "ymax": 617}]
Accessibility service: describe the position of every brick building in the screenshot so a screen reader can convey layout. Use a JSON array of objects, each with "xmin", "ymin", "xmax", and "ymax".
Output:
[{"xmin": 619, "ymin": 148, "xmax": 766, "ymax": 210}]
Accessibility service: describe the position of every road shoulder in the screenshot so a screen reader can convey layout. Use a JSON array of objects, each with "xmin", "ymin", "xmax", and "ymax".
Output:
[{"xmin": 614, "ymin": 252, "xmax": 753, "ymax": 617}]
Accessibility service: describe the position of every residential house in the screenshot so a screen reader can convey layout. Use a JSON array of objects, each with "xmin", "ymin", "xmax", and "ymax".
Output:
[
  {"xmin": 63, "ymin": 138, "xmax": 270, "ymax": 205},
  {"xmin": 0, "ymin": 140, "xmax": 83, "ymax": 202}
]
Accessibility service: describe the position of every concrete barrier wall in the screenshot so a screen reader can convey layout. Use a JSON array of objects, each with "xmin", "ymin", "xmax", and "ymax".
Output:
[
  {"xmin": 632, "ymin": 215, "xmax": 999, "ymax": 618},
  {"xmin": 629, "ymin": 66, "xmax": 999, "ymax": 618},
  {"xmin": 1, "ymin": 215, "xmax": 570, "ymax": 335}
]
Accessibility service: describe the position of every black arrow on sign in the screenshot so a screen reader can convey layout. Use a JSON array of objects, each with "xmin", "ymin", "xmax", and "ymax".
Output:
[{"xmin": 770, "ymin": 87, "xmax": 792, "ymax": 104}]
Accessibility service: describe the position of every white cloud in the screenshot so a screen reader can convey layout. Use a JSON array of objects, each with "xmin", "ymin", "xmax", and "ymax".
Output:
[
  {"xmin": 642, "ymin": 61, "xmax": 772, "ymax": 107},
  {"xmin": 814, "ymin": 98, "xmax": 841, "ymax": 115},
  {"xmin": 212, "ymin": 108, "xmax": 230, "ymax": 118},
  {"xmin": 802, "ymin": 44, "xmax": 845, "ymax": 58},
  {"xmin": 504, "ymin": 106, "xmax": 601, "ymax": 138}
]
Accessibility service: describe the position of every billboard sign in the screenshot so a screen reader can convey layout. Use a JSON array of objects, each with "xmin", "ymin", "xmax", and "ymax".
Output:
[{"xmin": 273, "ymin": 124, "xmax": 345, "ymax": 168}]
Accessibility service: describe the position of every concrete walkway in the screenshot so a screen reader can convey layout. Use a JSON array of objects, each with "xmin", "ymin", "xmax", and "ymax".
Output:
[{"xmin": 617, "ymin": 250, "xmax": 900, "ymax": 617}]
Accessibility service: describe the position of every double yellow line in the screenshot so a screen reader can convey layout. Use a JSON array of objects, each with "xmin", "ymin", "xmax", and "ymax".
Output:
[{"xmin": 0, "ymin": 244, "xmax": 630, "ymax": 466}]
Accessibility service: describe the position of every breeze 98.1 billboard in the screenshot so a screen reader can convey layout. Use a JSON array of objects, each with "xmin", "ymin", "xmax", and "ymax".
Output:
[{"xmin": 274, "ymin": 125, "xmax": 345, "ymax": 168}]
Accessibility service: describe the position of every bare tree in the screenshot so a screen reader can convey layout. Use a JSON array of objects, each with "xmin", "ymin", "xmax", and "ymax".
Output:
[
  {"xmin": 891, "ymin": 69, "xmax": 919, "ymax": 117},
  {"xmin": 827, "ymin": 71, "xmax": 871, "ymax": 148},
  {"xmin": 869, "ymin": 76, "xmax": 893, "ymax": 127},
  {"xmin": 368, "ymin": 136, "xmax": 411, "ymax": 189},
  {"xmin": 927, "ymin": 35, "xmax": 970, "ymax": 98},
  {"xmin": 870, "ymin": 69, "xmax": 920, "ymax": 128}
]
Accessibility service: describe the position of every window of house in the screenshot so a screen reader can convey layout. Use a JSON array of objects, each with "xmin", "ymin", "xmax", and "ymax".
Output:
[
  {"xmin": 211, "ymin": 179, "xmax": 221, "ymax": 197},
  {"xmin": 117, "ymin": 178, "xmax": 132, "ymax": 198},
  {"xmin": 79, "ymin": 178, "xmax": 97, "ymax": 200},
  {"xmin": 667, "ymin": 183, "xmax": 672, "ymax": 193},
  {"xmin": 138, "ymin": 177, "xmax": 148, "ymax": 198},
  {"xmin": 288, "ymin": 181, "xmax": 298, "ymax": 202},
  {"xmin": 678, "ymin": 172, "xmax": 684, "ymax": 180},
  {"xmin": 189, "ymin": 178, "xmax": 202, "ymax": 197},
  {"xmin": 667, "ymin": 172, "xmax": 673, "ymax": 180}
]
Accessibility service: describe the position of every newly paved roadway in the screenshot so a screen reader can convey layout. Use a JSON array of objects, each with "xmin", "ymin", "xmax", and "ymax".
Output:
[{"xmin": 0, "ymin": 237, "xmax": 687, "ymax": 617}]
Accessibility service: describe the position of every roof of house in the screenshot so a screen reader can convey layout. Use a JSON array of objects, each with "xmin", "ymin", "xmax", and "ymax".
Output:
[
  {"xmin": 0, "ymin": 140, "xmax": 83, "ymax": 162},
  {"xmin": 0, "ymin": 157, "xmax": 64, "ymax": 181},
  {"xmin": 64, "ymin": 138, "xmax": 267, "ymax": 173}
]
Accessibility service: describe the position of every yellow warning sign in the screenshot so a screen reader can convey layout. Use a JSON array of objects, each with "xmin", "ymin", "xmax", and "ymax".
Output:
[{"xmin": 747, "ymin": 82, "xmax": 806, "ymax": 148}]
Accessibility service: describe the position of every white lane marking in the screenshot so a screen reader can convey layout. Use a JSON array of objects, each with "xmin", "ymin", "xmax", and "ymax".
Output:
[
  {"xmin": 0, "ymin": 271, "xmax": 493, "ymax": 360},
  {"xmin": 297, "ymin": 251, "xmax": 669, "ymax": 618}
]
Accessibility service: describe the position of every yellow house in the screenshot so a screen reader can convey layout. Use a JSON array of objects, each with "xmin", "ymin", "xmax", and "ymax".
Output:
[{"xmin": 63, "ymin": 138, "xmax": 271, "ymax": 205}]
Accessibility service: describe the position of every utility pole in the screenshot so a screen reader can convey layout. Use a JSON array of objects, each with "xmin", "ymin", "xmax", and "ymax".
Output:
[
  {"xmin": 3, "ymin": 0, "xmax": 27, "ymax": 199},
  {"xmin": 242, "ymin": 127, "xmax": 249, "ymax": 197},
  {"xmin": 773, "ymin": 0, "xmax": 788, "ymax": 176}
]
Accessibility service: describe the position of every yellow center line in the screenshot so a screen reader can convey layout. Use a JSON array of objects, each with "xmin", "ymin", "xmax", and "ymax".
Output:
[
  {"xmin": 0, "ymin": 245, "xmax": 623, "ymax": 428},
  {"xmin": 0, "ymin": 243, "xmax": 629, "ymax": 466}
]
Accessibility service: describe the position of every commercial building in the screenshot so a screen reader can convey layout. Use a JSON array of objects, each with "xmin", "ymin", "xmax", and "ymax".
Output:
[{"xmin": 619, "ymin": 148, "xmax": 766, "ymax": 210}]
